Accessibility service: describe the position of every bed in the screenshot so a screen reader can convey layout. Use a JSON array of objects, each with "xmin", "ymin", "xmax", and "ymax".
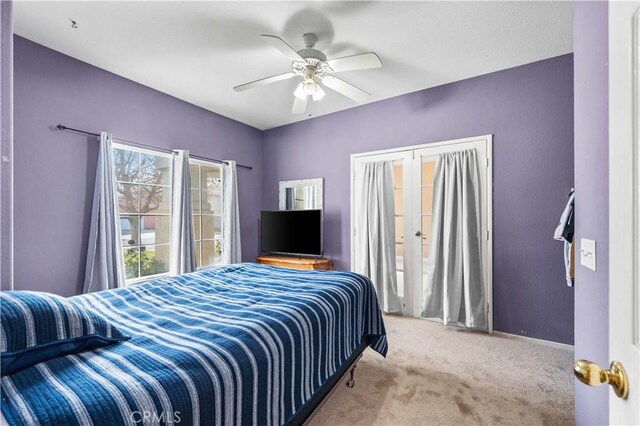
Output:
[{"xmin": 1, "ymin": 263, "xmax": 387, "ymax": 425}]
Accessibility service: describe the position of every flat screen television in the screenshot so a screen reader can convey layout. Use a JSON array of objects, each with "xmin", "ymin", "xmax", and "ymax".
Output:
[{"xmin": 261, "ymin": 210, "xmax": 323, "ymax": 256}]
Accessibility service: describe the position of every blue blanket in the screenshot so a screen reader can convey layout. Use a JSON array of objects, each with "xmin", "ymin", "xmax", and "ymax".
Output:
[{"xmin": 1, "ymin": 264, "xmax": 387, "ymax": 425}]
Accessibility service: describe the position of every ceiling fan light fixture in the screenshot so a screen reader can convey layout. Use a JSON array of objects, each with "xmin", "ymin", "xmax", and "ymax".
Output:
[
  {"xmin": 312, "ymin": 85, "xmax": 325, "ymax": 101},
  {"xmin": 293, "ymin": 83, "xmax": 307, "ymax": 100},
  {"xmin": 302, "ymin": 76, "xmax": 317, "ymax": 95}
]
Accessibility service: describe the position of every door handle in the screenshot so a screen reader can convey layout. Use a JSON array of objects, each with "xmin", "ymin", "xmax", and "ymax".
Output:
[{"xmin": 573, "ymin": 359, "xmax": 629, "ymax": 399}]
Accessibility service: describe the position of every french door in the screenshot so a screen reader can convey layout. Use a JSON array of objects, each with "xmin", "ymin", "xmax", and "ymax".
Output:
[{"xmin": 351, "ymin": 135, "xmax": 493, "ymax": 331}]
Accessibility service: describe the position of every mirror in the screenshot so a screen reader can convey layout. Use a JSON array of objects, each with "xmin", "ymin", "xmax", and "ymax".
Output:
[{"xmin": 279, "ymin": 178, "xmax": 323, "ymax": 210}]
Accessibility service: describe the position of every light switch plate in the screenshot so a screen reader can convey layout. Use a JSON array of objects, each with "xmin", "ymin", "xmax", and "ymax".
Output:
[{"xmin": 580, "ymin": 238, "xmax": 597, "ymax": 271}]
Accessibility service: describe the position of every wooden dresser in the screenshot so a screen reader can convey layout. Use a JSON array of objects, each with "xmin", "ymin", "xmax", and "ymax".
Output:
[{"xmin": 256, "ymin": 255, "xmax": 333, "ymax": 271}]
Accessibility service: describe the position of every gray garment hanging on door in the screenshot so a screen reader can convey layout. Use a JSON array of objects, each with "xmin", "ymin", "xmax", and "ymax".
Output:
[
  {"xmin": 356, "ymin": 161, "xmax": 401, "ymax": 314},
  {"xmin": 83, "ymin": 132, "xmax": 125, "ymax": 293},
  {"xmin": 422, "ymin": 149, "xmax": 487, "ymax": 330},
  {"xmin": 554, "ymin": 190, "xmax": 575, "ymax": 287}
]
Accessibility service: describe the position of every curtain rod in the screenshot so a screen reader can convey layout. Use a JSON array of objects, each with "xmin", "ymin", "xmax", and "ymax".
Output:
[{"xmin": 55, "ymin": 124, "xmax": 253, "ymax": 170}]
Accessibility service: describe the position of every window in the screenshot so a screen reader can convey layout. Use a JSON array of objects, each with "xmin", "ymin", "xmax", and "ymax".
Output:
[
  {"xmin": 190, "ymin": 161, "xmax": 223, "ymax": 268},
  {"xmin": 113, "ymin": 145, "xmax": 172, "ymax": 282},
  {"xmin": 113, "ymin": 145, "xmax": 225, "ymax": 283}
]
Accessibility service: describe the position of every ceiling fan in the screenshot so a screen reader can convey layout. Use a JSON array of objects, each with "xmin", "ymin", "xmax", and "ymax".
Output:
[{"xmin": 233, "ymin": 33, "xmax": 382, "ymax": 114}]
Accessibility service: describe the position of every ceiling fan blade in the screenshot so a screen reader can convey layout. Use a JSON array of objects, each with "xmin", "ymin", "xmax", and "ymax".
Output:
[
  {"xmin": 322, "ymin": 76, "xmax": 371, "ymax": 104},
  {"xmin": 292, "ymin": 95, "xmax": 309, "ymax": 114},
  {"xmin": 233, "ymin": 72, "xmax": 296, "ymax": 92},
  {"xmin": 326, "ymin": 52, "xmax": 382, "ymax": 73},
  {"xmin": 261, "ymin": 35, "xmax": 305, "ymax": 62}
]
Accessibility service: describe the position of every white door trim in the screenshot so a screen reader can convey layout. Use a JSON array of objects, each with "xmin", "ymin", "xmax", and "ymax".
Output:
[
  {"xmin": 608, "ymin": 1, "xmax": 640, "ymax": 423},
  {"xmin": 351, "ymin": 134, "xmax": 494, "ymax": 160},
  {"xmin": 350, "ymin": 134, "xmax": 493, "ymax": 332}
]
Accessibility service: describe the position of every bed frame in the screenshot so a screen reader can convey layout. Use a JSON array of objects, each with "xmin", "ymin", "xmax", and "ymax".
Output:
[{"xmin": 286, "ymin": 339, "xmax": 369, "ymax": 425}]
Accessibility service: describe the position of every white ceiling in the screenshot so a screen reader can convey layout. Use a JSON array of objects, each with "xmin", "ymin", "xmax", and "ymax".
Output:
[{"xmin": 14, "ymin": 1, "xmax": 572, "ymax": 130}]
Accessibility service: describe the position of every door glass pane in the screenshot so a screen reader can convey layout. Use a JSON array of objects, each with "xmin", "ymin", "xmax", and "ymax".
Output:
[
  {"xmin": 392, "ymin": 161, "xmax": 405, "ymax": 304},
  {"xmin": 421, "ymin": 161, "xmax": 436, "ymax": 185},
  {"xmin": 394, "ymin": 189, "xmax": 403, "ymax": 215},
  {"xmin": 141, "ymin": 216, "xmax": 170, "ymax": 245},
  {"xmin": 422, "ymin": 216, "xmax": 432, "ymax": 240},
  {"xmin": 422, "ymin": 273, "xmax": 429, "ymax": 295},
  {"xmin": 421, "ymin": 245, "xmax": 430, "ymax": 283},
  {"xmin": 120, "ymin": 215, "xmax": 139, "ymax": 246},
  {"xmin": 393, "ymin": 162, "xmax": 403, "ymax": 187},
  {"xmin": 396, "ymin": 243, "xmax": 404, "ymax": 298},
  {"xmin": 395, "ymin": 216, "xmax": 404, "ymax": 243},
  {"xmin": 422, "ymin": 187, "xmax": 433, "ymax": 213}
]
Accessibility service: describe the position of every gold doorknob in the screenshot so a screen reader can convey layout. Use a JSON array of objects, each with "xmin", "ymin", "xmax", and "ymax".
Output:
[{"xmin": 573, "ymin": 359, "xmax": 629, "ymax": 399}]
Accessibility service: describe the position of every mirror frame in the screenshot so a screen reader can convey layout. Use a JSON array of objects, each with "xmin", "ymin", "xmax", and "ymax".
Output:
[{"xmin": 279, "ymin": 178, "xmax": 324, "ymax": 210}]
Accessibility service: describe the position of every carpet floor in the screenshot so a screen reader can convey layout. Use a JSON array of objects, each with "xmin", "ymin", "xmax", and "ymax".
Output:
[{"xmin": 309, "ymin": 315, "xmax": 574, "ymax": 425}]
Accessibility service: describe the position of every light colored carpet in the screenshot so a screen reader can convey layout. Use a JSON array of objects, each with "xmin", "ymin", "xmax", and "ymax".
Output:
[{"xmin": 309, "ymin": 315, "xmax": 574, "ymax": 426}]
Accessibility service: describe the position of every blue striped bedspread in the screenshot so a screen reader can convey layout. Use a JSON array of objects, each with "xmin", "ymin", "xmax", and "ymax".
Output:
[{"xmin": 1, "ymin": 263, "xmax": 387, "ymax": 425}]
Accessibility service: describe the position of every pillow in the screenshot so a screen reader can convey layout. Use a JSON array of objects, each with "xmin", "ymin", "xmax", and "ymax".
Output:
[{"xmin": 1, "ymin": 291, "xmax": 130, "ymax": 376}]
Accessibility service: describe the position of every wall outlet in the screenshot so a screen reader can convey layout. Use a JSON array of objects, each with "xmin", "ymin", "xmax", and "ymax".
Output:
[{"xmin": 580, "ymin": 238, "xmax": 596, "ymax": 271}]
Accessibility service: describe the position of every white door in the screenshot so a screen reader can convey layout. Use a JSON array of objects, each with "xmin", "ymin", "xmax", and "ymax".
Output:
[
  {"xmin": 608, "ymin": 1, "xmax": 640, "ymax": 423},
  {"xmin": 351, "ymin": 135, "xmax": 492, "ymax": 330}
]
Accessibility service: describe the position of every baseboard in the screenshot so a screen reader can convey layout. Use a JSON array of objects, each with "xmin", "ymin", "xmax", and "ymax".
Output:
[{"xmin": 492, "ymin": 331, "xmax": 574, "ymax": 351}]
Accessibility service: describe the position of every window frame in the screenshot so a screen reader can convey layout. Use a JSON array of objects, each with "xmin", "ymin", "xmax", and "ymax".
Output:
[
  {"xmin": 189, "ymin": 158, "xmax": 224, "ymax": 270},
  {"xmin": 112, "ymin": 142, "xmax": 173, "ymax": 284}
]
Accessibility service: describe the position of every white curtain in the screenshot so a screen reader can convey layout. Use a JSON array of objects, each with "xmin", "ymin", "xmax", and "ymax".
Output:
[
  {"xmin": 222, "ymin": 160, "xmax": 242, "ymax": 264},
  {"xmin": 422, "ymin": 149, "xmax": 486, "ymax": 330},
  {"xmin": 303, "ymin": 186, "xmax": 316, "ymax": 210},
  {"xmin": 83, "ymin": 132, "xmax": 124, "ymax": 293},
  {"xmin": 356, "ymin": 161, "xmax": 401, "ymax": 314},
  {"xmin": 170, "ymin": 150, "xmax": 196, "ymax": 275}
]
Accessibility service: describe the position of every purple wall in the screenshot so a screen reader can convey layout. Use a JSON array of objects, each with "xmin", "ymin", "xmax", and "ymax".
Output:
[
  {"xmin": 263, "ymin": 54, "xmax": 575, "ymax": 345},
  {"xmin": 0, "ymin": 0, "xmax": 13, "ymax": 291},
  {"xmin": 12, "ymin": 35, "xmax": 577, "ymax": 345},
  {"xmin": 13, "ymin": 36, "xmax": 263, "ymax": 297},
  {"xmin": 573, "ymin": 2, "xmax": 609, "ymax": 424}
]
